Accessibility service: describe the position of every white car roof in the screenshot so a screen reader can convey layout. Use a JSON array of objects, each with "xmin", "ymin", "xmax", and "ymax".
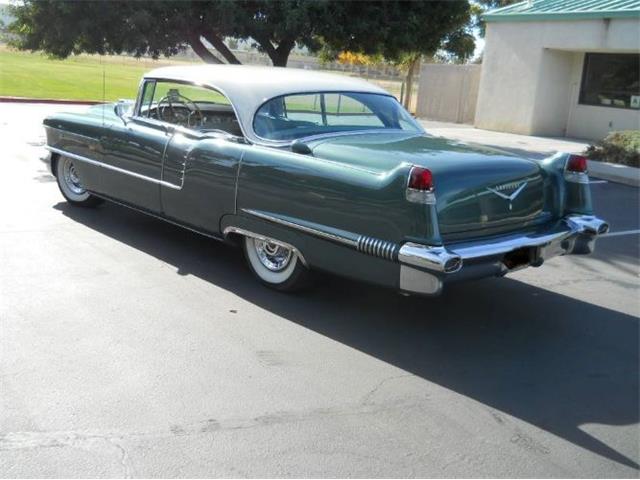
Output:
[{"xmin": 143, "ymin": 64, "xmax": 391, "ymax": 144}]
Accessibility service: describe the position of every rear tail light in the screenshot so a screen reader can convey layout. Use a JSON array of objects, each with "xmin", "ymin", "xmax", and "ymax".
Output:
[
  {"xmin": 406, "ymin": 166, "xmax": 436, "ymax": 204},
  {"xmin": 408, "ymin": 166, "xmax": 434, "ymax": 191},
  {"xmin": 566, "ymin": 155, "xmax": 588, "ymax": 173}
]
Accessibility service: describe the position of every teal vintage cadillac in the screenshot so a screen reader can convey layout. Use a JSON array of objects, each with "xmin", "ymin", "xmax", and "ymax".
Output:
[{"xmin": 45, "ymin": 65, "xmax": 609, "ymax": 295}]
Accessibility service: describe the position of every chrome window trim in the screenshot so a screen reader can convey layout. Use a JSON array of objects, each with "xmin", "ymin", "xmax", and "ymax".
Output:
[
  {"xmin": 138, "ymin": 76, "xmax": 249, "ymax": 141},
  {"xmin": 45, "ymin": 146, "xmax": 181, "ymax": 190}
]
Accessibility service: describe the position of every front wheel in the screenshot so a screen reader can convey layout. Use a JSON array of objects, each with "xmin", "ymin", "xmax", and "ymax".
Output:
[
  {"xmin": 242, "ymin": 236, "xmax": 312, "ymax": 292},
  {"xmin": 55, "ymin": 156, "xmax": 103, "ymax": 207}
]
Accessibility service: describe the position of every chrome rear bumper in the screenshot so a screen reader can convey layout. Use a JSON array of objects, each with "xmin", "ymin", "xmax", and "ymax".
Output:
[{"xmin": 398, "ymin": 214, "xmax": 609, "ymax": 295}]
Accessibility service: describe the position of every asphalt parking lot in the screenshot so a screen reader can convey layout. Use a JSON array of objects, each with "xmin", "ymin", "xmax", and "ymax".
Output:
[{"xmin": 1, "ymin": 103, "xmax": 638, "ymax": 478}]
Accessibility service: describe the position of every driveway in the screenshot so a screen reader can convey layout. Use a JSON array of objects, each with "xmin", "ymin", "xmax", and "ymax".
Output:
[{"xmin": 1, "ymin": 104, "xmax": 638, "ymax": 477}]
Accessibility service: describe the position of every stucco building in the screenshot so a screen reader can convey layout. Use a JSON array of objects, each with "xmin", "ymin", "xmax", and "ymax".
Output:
[{"xmin": 475, "ymin": 0, "xmax": 640, "ymax": 140}]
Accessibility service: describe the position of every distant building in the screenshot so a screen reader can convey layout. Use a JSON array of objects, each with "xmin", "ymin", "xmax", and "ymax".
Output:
[{"xmin": 475, "ymin": 0, "xmax": 639, "ymax": 140}]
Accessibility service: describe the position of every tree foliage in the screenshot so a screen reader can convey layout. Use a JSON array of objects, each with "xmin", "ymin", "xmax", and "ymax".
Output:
[{"xmin": 10, "ymin": 0, "xmax": 475, "ymax": 67}]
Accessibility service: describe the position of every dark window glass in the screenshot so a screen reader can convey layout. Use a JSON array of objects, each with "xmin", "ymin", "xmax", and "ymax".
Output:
[{"xmin": 579, "ymin": 53, "xmax": 640, "ymax": 110}]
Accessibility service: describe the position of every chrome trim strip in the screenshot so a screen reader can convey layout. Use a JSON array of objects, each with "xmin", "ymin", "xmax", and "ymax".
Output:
[
  {"xmin": 222, "ymin": 226, "xmax": 308, "ymax": 267},
  {"xmin": 242, "ymin": 209, "xmax": 359, "ymax": 247},
  {"xmin": 45, "ymin": 146, "xmax": 181, "ymax": 190},
  {"xmin": 241, "ymin": 209, "xmax": 403, "ymax": 262}
]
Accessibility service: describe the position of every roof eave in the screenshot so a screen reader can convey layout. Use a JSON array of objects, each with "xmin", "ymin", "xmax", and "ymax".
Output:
[{"xmin": 484, "ymin": 10, "xmax": 640, "ymax": 22}]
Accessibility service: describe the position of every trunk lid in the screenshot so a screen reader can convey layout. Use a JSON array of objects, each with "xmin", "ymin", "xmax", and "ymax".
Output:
[{"xmin": 306, "ymin": 132, "xmax": 550, "ymax": 241}]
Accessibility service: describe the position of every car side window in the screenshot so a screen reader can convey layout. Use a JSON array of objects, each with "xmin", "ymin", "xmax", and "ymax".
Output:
[
  {"xmin": 140, "ymin": 80, "xmax": 243, "ymax": 137},
  {"xmin": 280, "ymin": 93, "xmax": 383, "ymax": 128},
  {"xmin": 138, "ymin": 81, "xmax": 156, "ymax": 117},
  {"xmin": 324, "ymin": 94, "xmax": 384, "ymax": 127}
]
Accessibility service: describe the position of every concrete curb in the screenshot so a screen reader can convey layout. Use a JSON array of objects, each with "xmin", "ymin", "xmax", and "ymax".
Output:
[
  {"xmin": 0, "ymin": 96, "xmax": 102, "ymax": 105},
  {"xmin": 588, "ymin": 160, "xmax": 639, "ymax": 187}
]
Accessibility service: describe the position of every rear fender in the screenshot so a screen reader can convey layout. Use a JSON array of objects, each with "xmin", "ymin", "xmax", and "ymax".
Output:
[
  {"xmin": 236, "ymin": 146, "xmax": 436, "ymax": 245},
  {"xmin": 539, "ymin": 152, "xmax": 593, "ymax": 216}
]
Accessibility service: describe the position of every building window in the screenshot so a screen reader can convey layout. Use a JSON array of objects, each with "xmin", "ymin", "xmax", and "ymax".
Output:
[{"xmin": 579, "ymin": 53, "xmax": 639, "ymax": 110}]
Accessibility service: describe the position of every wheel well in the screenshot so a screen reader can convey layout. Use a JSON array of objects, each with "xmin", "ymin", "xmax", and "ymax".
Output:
[{"xmin": 224, "ymin": 231, "xmax": 244, "ymax": 247}]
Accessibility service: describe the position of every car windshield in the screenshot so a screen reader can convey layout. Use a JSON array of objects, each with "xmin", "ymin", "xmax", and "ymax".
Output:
[{"xmin": 253, "ymin": 92, "xmax": 422, "ymax": 141}]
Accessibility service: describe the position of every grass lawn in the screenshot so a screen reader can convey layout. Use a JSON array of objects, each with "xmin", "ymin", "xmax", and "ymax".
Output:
[
  {"xmin": 0, "ymin": 46, "xmax": 409, "ymax": 107},
  {"xmin": 0, "ymin": 47, "xmax": 192, "ymax": 101}
]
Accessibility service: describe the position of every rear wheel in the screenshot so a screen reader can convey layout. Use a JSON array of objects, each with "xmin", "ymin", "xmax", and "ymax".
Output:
[
  {"xmin": 242, "ymin": 235, "xmax": 311, "ymax": 292},
  {"xmin": 55, "ymin": 156, "xmax": 102, "ymax": 207}
]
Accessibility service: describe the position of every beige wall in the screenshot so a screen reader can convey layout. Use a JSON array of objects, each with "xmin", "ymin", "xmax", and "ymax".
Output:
[
  {"xmin": 416, "ymin": 64, "xmax": 481, "ymax": 124},
  {"xmin": 475, "ymin": 17, "xmax": 640, "ymax": 140}
]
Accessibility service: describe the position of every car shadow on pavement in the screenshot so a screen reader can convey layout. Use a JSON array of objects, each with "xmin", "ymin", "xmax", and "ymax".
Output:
[{"xmin": 55, "ymin": 201, "xmax": 639, "ymax": 470}]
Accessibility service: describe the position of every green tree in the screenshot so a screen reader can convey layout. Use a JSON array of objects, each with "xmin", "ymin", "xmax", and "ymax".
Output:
[
  {"xmin": 317, "ymin": 1, "xmax": 475, "ymax": 108},
  {"xmin": 10, "ymin": 0, "xmax": 474, "ymax": 68}
]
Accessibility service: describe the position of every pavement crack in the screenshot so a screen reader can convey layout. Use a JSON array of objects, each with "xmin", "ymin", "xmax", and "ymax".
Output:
[{"xmin": 108, "ymin": 438, "xmax": 133, "ymax": 479}]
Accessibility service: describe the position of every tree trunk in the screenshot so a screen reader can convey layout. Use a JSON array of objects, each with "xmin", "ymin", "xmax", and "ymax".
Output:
[
  {"xmin": 202, "ymin": 32, "xmax": 242, "ymax": 64},
  {"xmin": 252, "ymin": 33, "xmax": 294, "ymax": 67},
  {"xmin": 188, "ymin": 32, "xmax": 223, "ymax": 64},
  {"xmin": 271, "ymin": 51, "xmax": 289, "ymax": 67},
  {"xmin": 403, "ymin": 56, "xmax": 420, "ymax": 112}
]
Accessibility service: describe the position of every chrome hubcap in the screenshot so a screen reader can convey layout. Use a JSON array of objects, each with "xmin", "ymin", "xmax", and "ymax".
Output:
[
  {"xmin": 254, "ymin": 239, "xmax": 293, "ymax": 271},
  {"xmin": 63, "ymin": 160, "xmax": 86, "ymax": 195}
]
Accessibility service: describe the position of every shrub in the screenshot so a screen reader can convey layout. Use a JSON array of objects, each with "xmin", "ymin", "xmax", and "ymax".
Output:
[{"xmin": 584, "ymin": 131, "xmax": 640, "ymax": 168}]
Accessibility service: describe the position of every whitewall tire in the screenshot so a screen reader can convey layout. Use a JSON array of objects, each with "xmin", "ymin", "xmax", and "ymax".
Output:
[
  {"xmin": 55, "ymin": 156, "xmax": 102, "ymax": 207},
  {"xmin": 242, "ymin": 235, "xmax": 311, "ymax": 291}
]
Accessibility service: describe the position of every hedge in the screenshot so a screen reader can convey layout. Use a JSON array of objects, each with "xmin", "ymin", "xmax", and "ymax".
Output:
[{"xmin": 584, "ymin": 131, "xmax": 640, "ymax": 168}]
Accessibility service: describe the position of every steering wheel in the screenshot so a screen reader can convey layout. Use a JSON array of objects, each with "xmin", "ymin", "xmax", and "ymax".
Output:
[{"xmin": 157, "ymin": 90, "xmax": 204, "ymax": 128}]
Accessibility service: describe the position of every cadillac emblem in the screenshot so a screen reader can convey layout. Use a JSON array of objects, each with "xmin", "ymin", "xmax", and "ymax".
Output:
[{"xmin": 486, "ymin": 181, "xmax": 528, "ymax": 210}]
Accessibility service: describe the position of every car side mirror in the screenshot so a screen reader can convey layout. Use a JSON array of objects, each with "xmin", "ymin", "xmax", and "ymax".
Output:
[{"xmin": 114, "ymin": 100, "xmax": 133, "ymax": 123}]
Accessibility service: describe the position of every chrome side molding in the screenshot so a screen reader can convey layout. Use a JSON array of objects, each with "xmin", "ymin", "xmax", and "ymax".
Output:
[
  {"xmin": 242, "ymin": 209, "xmax": 402, "ymax": 262},
  {"xmin": 45, "ymin": 146, "xmax": 182, "ymax": 190},
  {"xmin": 242, "ymin": 209, "xmax": 358, "ymax": 248}
]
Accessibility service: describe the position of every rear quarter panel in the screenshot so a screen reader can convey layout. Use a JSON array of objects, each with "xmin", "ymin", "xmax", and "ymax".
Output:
[{"xmin": 236, "ymin": 146, "xmax": 432, "ymax": 243}]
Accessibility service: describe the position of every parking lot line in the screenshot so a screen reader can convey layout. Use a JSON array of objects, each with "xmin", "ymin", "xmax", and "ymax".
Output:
[{"xmin": 603, "ymin": 229, "xmax": 640, "ymax": 238}]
